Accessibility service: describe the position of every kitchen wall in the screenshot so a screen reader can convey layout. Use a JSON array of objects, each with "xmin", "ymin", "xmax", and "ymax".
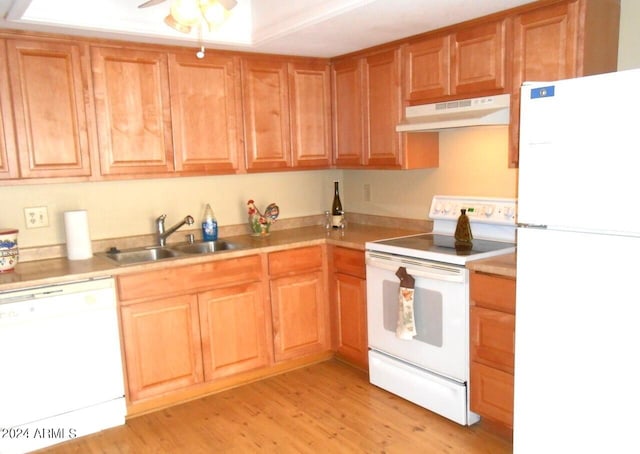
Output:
[{"xmin": 1, "ymin": 0, "xmax": 638, "ymax": 250}]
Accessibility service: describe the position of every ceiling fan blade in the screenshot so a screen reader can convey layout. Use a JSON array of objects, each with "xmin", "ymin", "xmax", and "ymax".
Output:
[
  {"xmin": 218, "ymin": 0, "xmax": 238, "ymax": 11},
  {"xmin": 138, "ymin": 0, "xmax": 167, "ymax": 8}
]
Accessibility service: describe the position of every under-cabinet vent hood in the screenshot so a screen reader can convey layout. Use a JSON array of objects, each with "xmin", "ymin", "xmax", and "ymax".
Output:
[{"xmin": 396, "ymin": 94, "xmax": 510, "ymax": 132}]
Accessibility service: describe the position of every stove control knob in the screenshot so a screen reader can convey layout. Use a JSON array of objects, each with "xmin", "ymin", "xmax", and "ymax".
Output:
[
  {"xmin": 484, "ymin": 205, "xmax": 495, "ymax": 217},
  {"xmin": 433, "ymin": 202, "xmax": 443, "ymax": 214},
  {"xmin": 443, "ymin": 203, "xmax": 452, "ymax": 214},
  {"xmin": 503, "ymin": 206, "xmax": 515, "ymax": 219}
]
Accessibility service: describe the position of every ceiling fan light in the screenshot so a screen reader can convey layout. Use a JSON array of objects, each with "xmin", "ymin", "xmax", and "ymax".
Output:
[
  {"xmin": 169, "ymin": 0, "xmax": 201, "ymax": 26},
  {"xmin": 201, "ymin": 1, "xmax": 229, "ymax": 31},
  {"xmin": 164, "ymin": 14, "xmax": 192, "ymax": 33}
]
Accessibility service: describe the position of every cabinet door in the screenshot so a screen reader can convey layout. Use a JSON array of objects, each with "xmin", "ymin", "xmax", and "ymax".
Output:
[
  {"xmin": 452, "ymin": 20, "xmax": 507, "ymax": 95},
  {"xmin": 92, "ymin": 46, "xmax": 173, "ymax": 176},
  {"xmin": 241, "ymin": 58, "xmax": 291, "ymax": 170},
  {"xmin": 364, "ymin": 49, "xmax": 402, "ymax": 167},
  {"xmin": 404, "ymin": 35, "xmax": 450, "ymax": 102},
  {"xmin": 334, "ymin": 272, "xmax": 368, "ymax": 369},
  {"xmin": 198, "ymin": 282, "xmax": 270, "ymax": 381},
  {"xmin": 7, "ymin": 39, "xmax": 92, "ymax": 178},
  {"xmin": 288, "ymin": 61, "xmax": 332, "ymax": 168},
  {"xmin": 0, "ymin": 40, "xmax": 17, "ymax": 180},
  {"xmin": 470, "ymin": 307, "xmax": 515, "ymax": 374},
  {"xmin": 270, "ymin": 270, "xmax": 329, "ymax": 362},
  {"xmin": 168, "ymin": 52, "xmax": 243, "ymax": 173},
  {"xmin": 470, "ymin": 362, "xmax": 514, "ymax": 429},
  {"xmin": 509, "ymin": 1, "xmax": 579, "ymax": 167},
  {"xmin": 331, "ymin": 57, "xmax": 364, "ymax": 167},
  {"xmin": 120, "ymin": 294, "xmax": 203, "ymax": 402}
]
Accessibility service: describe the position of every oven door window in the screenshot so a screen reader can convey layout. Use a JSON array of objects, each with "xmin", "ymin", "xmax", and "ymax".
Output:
[{"xmin": 383, "ymin": 280, "xmax": 443, "ymax": 347}]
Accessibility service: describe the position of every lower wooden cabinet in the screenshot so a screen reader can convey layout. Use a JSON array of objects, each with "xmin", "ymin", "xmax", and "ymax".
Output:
[
  {"xmin": 120, "ymin": 294, "xmax": 204, "ymax": 402},
  {"xmin": 331, "ymin": 247, "xmax": 368, "ymax": 369},
  {"xmin": 470, "ymin": 271, "xmax": 516, "ymax": 433},
  {"xmin": 117, "ymin": 255, "xmax": 268, "ymax": 405},
  {"xmin": 198, "ymin": 282, "xmax": 270, "ymax": 381},
  {"xmin": 268, "ymin": 246, "xmax": 330, "ymax": 362}
]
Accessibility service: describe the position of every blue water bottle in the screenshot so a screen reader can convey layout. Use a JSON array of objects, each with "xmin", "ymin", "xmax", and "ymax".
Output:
[{"xmin": 202, "ymin": 203, "xmax": 218, "ymax": 241}]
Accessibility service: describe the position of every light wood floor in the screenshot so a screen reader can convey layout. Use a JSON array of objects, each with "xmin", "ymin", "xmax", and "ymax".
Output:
[{"xmin": 38, "ymin": 360, "xmax": 512, "ymax": 453}]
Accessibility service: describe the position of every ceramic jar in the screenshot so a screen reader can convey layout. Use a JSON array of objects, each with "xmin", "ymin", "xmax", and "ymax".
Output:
[{"xmin": 0, "ymin": 228, "xmax": 19, "ymax": 272}]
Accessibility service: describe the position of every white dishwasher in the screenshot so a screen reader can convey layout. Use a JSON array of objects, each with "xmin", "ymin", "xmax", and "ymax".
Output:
[{"xmin": 0, "ymin": 277, "xmax": 126, "ymax": 454}]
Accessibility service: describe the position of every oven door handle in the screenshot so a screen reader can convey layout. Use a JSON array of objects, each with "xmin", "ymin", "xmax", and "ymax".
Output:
[{"xmin": 366, "ymin": 254, "xmax": 465, "ymax": 283}]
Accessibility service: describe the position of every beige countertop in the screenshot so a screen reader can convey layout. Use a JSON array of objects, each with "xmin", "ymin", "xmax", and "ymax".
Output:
[
  {"xmin": 466, "ymin": 252, "xmax": 517, "ymax": 278},
  {"xmin": 0, "ymin": 224, "xmax": 421, "ymax": 292}
]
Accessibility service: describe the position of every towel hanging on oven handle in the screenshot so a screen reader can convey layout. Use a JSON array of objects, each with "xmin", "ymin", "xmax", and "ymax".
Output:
[{"xmin": 395, "ymin": 266, "xmax": 417, "ymax": 340}]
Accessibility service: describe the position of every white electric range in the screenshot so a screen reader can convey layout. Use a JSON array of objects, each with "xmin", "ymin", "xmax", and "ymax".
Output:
[{"xmin": 364, "ymin": 195, "xmax": 517, "ymax": 426}]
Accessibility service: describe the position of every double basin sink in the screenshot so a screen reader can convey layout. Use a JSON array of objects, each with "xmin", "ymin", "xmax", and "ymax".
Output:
[{"xmin": 102, "ymin": 240, "xmax": 243, "ymax": 266}]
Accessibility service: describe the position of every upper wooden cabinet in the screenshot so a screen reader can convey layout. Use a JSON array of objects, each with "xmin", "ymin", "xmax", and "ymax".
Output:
[
  {"xmin": 0, "ymin": 41, "xmax": 17, "ymax": 180},
  {"xmin": 6, "ymin": 39, "xmax": 93, "ymax": 179},
  {"xmin": 167, "ymin": 51, "xmax": 244, "ymax": 174},
  {"xmin": 405, "ymin": 19, "xmax": 508, "ymax": 103},
  {"xmin": 288, "ymin": 60, "xmax": 332, "ymax": 168},
  {"xmin": 332, "ymin": 49, "xmax": 439, "ymax": 169},
  {"xmin": 241, "ymin": 58, "xmax": 291, "ymax": 171},
  {"xmin": 508, "ymin": 0, "xmax": 620, "ymax": 166},
  {"xmin": 241, "ymin": 57, "xmax": 331, "ymax": 171},
  {"xmin": 332, "ymin": 57, "xmax": 365, "ymax": 167},
  {"xmin": 91, "ymin": 46, "xmax": 174, "ymax": 176}
]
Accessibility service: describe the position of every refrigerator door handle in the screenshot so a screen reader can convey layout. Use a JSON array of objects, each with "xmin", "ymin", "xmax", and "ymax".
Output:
[{"xmin": 517, "ymin": 223, "xmax": 547, "ymax": 229}]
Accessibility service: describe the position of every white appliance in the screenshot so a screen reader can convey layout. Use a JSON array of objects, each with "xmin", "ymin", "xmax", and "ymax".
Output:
[
  {"xmin": 396, "ymin": 93, "xmax": 510, "ymax": 132},
  {"xmin": 0, "ymin": 277, "xmax": 126, "ymax": 454},
  {"xmin": 366, "ymin": 195, "xmax": 516, "ymax": 425},
  {"xmin": 514, "ymin": 68, "xmax": 640, "ymax": 453}
]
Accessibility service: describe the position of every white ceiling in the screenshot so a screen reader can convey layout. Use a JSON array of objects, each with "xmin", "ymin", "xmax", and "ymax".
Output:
[{"xmin": 0, "ymin": 0, "xmax": 538, "ymax": 58}]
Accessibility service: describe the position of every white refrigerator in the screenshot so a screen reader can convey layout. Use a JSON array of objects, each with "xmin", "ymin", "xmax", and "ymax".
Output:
[{"xmin": 514, "ymin": 68, "xmax": 640, "ymax": 453}]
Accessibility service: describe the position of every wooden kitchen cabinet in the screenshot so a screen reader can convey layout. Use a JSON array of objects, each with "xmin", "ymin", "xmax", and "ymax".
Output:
[
  {"xmin": 167, "ymin": 51, "xmax": 244, "ymax": 174},
  {"xmin": 91, "ymin": 46, "xmax": 174, "ymax": 176},
  {"xmin": 0, "ymin": 41, "xmax": 17, "ymax": 180},
  {"xmin": 331, "ymin": 247, "xmax": 368, "ymax": 369},
  {"xmin": 470, "ymin": 271, "xmax": 516, "ymax": 434},
  {"xmin": 241, "ymin": 57, "xmax": 331, "ymax": 171},
  {"xmin": 120, "ymin": 294, "xmax": 204, "ymax": 402},
  {"xmin": 331, "ymin": 57, "xmax": 365, "ymax": 167},
  {"xmin": 117, "ymin": 255, "xmax": 269, "ymax": 406},
  {"xmin": 405, "ymin": 19, "xmax": 507, "ymax": 103},
  {"xmin": 198, "ymin": 282, "xmax": 270, "ymax": 381},
  {"xmin": 6, "ymin": 38, "xmax": 93, "ymax": 179},
  {"xmin": 332, "ymin": 49, "xmax": 439, "ymax": 169},
  {"xmin": 288, "ymin": 60, "xmax": 332, "ymax": 168},
  {"xmin": 508, "ymin": 0, "xmax": 620, "ymax": 166},
  {"xmin": 268, "ymin": 246, "xmax": 330, "ymax": 362}
]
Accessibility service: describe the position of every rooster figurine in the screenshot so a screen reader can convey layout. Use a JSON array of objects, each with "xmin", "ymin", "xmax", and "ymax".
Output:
[{"xmin": 247, "ymin": 200, "xmax": 279, "ymax": 236}]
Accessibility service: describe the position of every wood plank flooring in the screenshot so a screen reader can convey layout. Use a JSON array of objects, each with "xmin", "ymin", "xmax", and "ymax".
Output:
[{"xmin": 38, "ymin": 360, "xmax": 512, "ymax": 453}]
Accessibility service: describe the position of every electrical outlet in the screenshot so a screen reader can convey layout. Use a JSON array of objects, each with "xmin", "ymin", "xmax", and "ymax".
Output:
[
  {"xmin": 24, "ymin": 206, "xmax": 49, "ymax": 229},
  {"xmin": 363, "ymin": 183, "xmax": 371, "ymax": 202}
]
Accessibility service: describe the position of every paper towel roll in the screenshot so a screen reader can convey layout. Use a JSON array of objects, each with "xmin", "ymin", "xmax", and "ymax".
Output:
[{"xmin": 64, "ymin": 210, "xmax": 93, "ymax": 260}]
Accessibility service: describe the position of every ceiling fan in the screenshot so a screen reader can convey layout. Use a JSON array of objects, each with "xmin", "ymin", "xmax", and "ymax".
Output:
[
  {"xmin": 138, "ymin": 0, "xmax": 239, "ymax": 58},
  {"xmin": 138, "ymin": 0, "xmax": 238, "ymax": 10}
]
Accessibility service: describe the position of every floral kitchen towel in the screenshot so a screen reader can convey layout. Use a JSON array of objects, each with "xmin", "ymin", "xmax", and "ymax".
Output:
[{"xmin": 396, "ymin": 266, "xmax": 417, "ymax": 340}]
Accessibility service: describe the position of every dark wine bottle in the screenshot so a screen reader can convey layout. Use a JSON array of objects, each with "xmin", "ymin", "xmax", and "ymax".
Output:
[{"xmin": 331, "ymin": 181, "xmax": 343, "ymax": 228}]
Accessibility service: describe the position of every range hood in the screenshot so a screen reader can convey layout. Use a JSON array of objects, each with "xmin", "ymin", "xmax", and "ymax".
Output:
[{"xmin": 396, "ymin": 94, "xmax": 510, "ymax": 132}]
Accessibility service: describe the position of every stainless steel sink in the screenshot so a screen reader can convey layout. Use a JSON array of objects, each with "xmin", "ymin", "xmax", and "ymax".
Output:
[
  {"xmin": 101, "ymin": 240, "xmax": 244, "ymax": 265},
  {"xmin": 103, "ymin": 246, "xmax": 181, "ymax": 265},
  {"xmin": 170, "ymin": 240, "xmax": 241, "ymax": 254}
]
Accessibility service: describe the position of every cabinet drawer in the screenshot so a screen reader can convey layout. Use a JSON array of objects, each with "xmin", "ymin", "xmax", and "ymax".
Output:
[
  {"xmin": 470, "ymin": 362, "xmax": 514, "ymax": 429},
  {"xmin": 333, "ymin": 247, "xmax": 365, "ymax": 278},
  {"xmin": 470, "ymin": 272, "xmax": 516, "ymax": 314},
  {"xmin": 268, "ymin": 246, "xmax": 323, "ymax": 276},
  {"xmin": 117, "ymin": 255, "xmax": 262, "ymax": 303},
  {"xmin": 470, "ymin": 306, "xmax": 515, "ymax": 373}
]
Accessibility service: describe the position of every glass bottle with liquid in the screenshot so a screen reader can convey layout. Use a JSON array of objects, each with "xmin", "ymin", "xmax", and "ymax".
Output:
[{"xmin": 331, "ymin": 181, "xmax": 343, "ymax": 228}]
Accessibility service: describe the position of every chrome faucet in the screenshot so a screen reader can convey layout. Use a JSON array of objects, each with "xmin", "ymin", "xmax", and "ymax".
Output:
[{"xmin": 156, "ymin": 214, "xmax": 194, "ymax": 247}]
